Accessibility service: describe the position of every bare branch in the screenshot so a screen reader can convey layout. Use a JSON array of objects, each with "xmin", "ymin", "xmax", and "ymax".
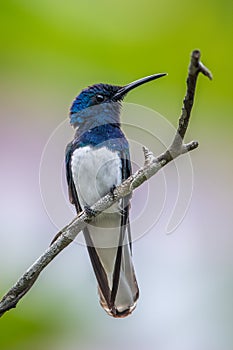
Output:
[
  {"xmin": 171, "ymin": 49, "xmax": 212, "ymax": 151},
  {"xmin": 0, "ymin": 50, "xmax": 212, "ymax": 317}
]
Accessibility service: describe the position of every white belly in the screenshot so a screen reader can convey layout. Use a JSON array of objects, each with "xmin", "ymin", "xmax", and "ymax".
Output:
[
  {"xmin": 71, "ymin": 145, "xmax": 123, "ymax": 249},
  {"xmin": 71, "ymin": 145, "xmax": 122, "ymax": 210},
  {"xmin": 71, "ymin": 146, "xmax": 137, "ymax": 314}
]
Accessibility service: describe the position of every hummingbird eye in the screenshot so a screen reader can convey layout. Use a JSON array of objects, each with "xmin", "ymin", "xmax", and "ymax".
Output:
[{"xmin": 96, "ymin": 94, "xmax": 105, "ymax": 103}]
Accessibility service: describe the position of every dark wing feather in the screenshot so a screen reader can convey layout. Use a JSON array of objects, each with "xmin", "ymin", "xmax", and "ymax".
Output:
[
  {"xmin": 65, "ymin": 141, "xmax": 82, "ymax": 212},
  {"xmin": 83, "ymin": 227, "xmax": 111, "ymax": 306},
  {"xmin": 66, "ymin": 142, "xmax": 112, "ymax": 308}
]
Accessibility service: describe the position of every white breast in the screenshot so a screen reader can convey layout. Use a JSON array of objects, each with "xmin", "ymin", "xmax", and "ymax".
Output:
[{"xmin": 71, "ymin": 146, "xmax": 122, "ymax": 210}]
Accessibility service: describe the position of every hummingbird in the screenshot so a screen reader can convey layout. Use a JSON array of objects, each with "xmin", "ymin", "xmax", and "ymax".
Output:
[{"xmin": 66, "ymin": 73, "xmax": 166, "ymax": 318}]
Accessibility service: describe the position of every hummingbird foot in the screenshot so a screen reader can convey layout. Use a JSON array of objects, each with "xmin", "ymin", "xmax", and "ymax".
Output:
[
  {"xmin": 84, "ymin": 205, "xmax": 98, "ymax": 218},
  {"xmin": 110, "ymin": 184, "xmax": 117, "ymax": 199}
]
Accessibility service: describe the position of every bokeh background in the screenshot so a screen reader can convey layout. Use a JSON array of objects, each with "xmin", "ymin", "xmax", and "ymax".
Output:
[{"xmin": 1, "ymin": 1, "xmax": 233, "ymax": 349}]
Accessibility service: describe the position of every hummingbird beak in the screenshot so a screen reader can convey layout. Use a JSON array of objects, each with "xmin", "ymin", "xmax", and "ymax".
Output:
[{"xmin": 113, "ymin": 73, "xmax": 167, "ymax": 101}]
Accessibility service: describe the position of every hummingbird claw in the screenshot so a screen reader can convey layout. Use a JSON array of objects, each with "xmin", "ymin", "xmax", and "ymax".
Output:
[
  {"xmin": 84, "ymin": 205, "xmax": 98, "ymax": 218},
  {"xmin": 110, "ymin": 184, "xmax": 117, "ymax": 199}
]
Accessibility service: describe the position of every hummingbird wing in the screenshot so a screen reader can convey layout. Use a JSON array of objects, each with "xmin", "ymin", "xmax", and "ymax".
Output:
[
  {"xmin": 66, "ymin": 141, "xmax": 112, "ymax": 301},
  {"xmin": 66, "ymin": 143, "xmax": 139, "ymax": 318},
  {"xmin": 65, "ymin": 141, "xmax": 82, "ymax": 211}
]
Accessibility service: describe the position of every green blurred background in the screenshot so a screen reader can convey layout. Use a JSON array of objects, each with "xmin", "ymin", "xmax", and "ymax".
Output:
[{"xmin": 1, "ymin": 1, "xmax": 233, "ymax": 349}]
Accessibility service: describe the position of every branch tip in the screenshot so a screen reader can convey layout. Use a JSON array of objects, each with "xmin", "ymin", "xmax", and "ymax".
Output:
[
  {"xmin": 190, "ymin": 49, "xmax": 213, "ymax": 80},
  {"xmin": 142, "ymin": 146, "xmax": 154, "ymax": 166},
  {"xmin": 183, "ymin": 140, "xmax": 199, "ymax": 153},
  {"xmin": 199, "ymin": 62, "xmax": 213, "ymax": 80}
]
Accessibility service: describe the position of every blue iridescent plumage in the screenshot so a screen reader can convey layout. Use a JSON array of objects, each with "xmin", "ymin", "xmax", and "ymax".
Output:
[{"xmin": 70, "ymin": 83, "xmax": 121, "ymax": 114}]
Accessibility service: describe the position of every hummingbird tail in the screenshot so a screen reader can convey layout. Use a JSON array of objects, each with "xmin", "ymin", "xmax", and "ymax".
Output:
[
  {"xmin": 98, "ymin": 241, "xmax": 139, "ymax": 318},
  {"xmin": 83, "ymin": 213, "xmax": 139, "ymax": 318}
]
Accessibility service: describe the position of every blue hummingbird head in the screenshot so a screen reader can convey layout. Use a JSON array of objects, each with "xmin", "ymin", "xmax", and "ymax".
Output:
[
  {"xmin": 70, "ymin": 83, "xmax": 122, "ymax": 127},
  {"xmin": 69, "ymin": 73, "xmax": 167, "ymax": 128}
]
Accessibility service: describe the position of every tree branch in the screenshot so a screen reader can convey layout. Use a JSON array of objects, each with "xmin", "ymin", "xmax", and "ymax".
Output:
[{"xmin": 0, "ymin": 50, "xmax": 212, "ymax": 317}]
